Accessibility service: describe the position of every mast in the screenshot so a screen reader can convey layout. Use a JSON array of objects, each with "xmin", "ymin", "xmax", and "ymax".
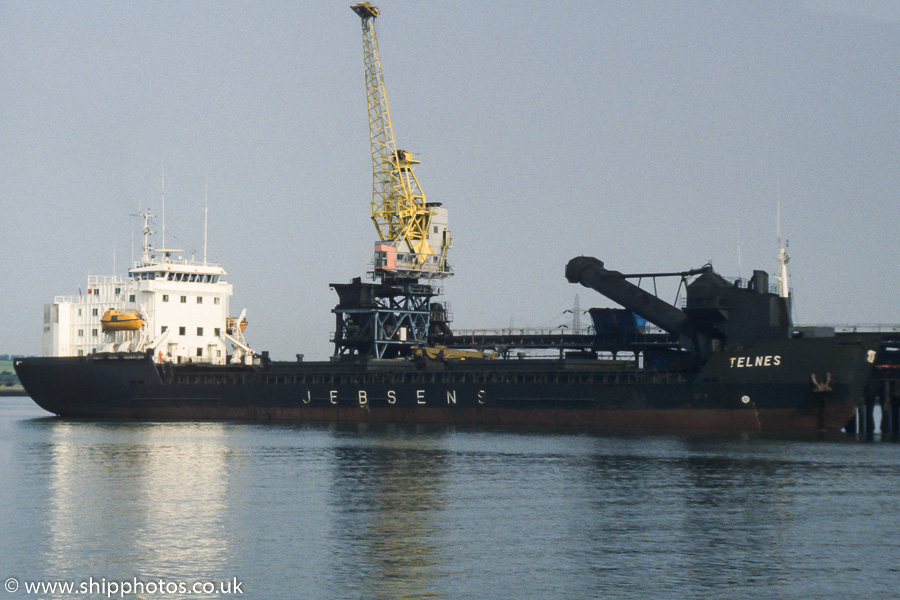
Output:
[
  {"xmin": 203, "ymin": 179, "xmax": 209, "ymax": 265},
  {"xmin": 140, "ymin": 209, "xmax": 155, "ymax": 266},
  {"xmin": 775, "ymin": 201, "xmax": 790, "ymax": 298},
  {"xmin": 160, "ymin": 161, "xmax": 166, "ymax": 251}
]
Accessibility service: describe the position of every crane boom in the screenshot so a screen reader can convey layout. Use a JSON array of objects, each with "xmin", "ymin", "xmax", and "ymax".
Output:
[{"xmin": 351, "ymin": 2, "xmax": 452, "ymax": 281}]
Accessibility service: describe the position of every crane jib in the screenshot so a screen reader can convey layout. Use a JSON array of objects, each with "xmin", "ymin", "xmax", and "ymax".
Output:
[{"xmin": 352, "ymin": 2, "xmax": 452, "ymax": 281}]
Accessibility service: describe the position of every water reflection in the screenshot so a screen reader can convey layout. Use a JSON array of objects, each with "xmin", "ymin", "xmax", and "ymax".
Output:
[
  {"xmin": 676, "ymin": 441, "xmax": 796, "ymax": 592},
  {"xmin": 41, "ymin": 420, "xmax": 231, "ymax": 593},
  {"xmin": 6, "ymin": 399, "xmax": 899, "ymax": 600},
  {"xmin": 328, "ymin": 425, "xmax": 448, "ymax": 600}
]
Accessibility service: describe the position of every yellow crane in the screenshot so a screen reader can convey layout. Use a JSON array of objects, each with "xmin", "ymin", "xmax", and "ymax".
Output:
[{"xmin": 350, "ymin": 2, "xmax": 452, "ymax": 281}]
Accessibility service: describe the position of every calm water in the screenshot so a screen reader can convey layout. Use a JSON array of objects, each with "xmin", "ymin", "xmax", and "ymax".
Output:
[{"xmin": 2, "ymin": 396, "xmax": 900, "ymax": 599}]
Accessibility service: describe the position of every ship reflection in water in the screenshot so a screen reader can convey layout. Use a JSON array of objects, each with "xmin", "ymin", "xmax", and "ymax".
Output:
[
  {"xmin": 43, "ymin": 420, "xmax": 232, "ymax": 583},
  {"xmin": 328, "ymin": 426, "xmax": 448, "ymax": 599},
  {"xmin": 4, "ymin": 400, "xmax": 899, "ymax": 599}
]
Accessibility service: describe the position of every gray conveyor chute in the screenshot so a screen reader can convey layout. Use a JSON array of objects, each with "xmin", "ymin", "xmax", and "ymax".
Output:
[{"xmin": 565, "ymin": 256, "xmax": 689, "ymax": 337}]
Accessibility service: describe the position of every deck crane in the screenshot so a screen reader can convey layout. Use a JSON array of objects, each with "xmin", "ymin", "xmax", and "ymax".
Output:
[
  {"xmin": 331, "ymin": 2, "xmax": 454, "ymax": 359},
  {"xmin": 350, "ymin": 1, "xmax": 452, "ymax": 282}
]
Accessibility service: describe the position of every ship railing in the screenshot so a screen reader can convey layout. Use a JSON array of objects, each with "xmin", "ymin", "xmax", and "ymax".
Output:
[
  {"xmin": 155, "ymin": 354, "xmax": 230, "ymax": 366},
  {"xmin": 87, "ymin": 275, "xmax": 127, "ymax": 285},
  {"xmin": 130, "ymin": 256, "xmax": 222, "ymax": 269},
  {"xmin": 453, "ymin": 324, "xmax": 678, "ymax": 341},
  {"xmin": 454, "ymin": 327, "xmax": 593, "ymax": 338},
  {"xmin": 54, "ymin": 295, "xmax": 106, "ymax": 303},
  {"xmin": 827, "ymin": 324, "xmax": 900, "ymax": 333},
  {"xmin": 722, "ymin": 276, "xmax": 780, "ymax": 295},
  {"xmin": 54, "ymin": 294, "xmax": 129, "ymax": 304}
]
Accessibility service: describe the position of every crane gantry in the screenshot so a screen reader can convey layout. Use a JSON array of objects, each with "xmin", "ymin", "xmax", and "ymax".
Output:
[{"xmin": 350, "ymin": 2, "xmax": 452, "ymax": 281}]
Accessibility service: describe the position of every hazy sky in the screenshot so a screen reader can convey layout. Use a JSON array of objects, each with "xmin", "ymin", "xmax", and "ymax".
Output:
[{"xmin": 2, "ymin": 1, "xmax": 898, "ymax": 360}]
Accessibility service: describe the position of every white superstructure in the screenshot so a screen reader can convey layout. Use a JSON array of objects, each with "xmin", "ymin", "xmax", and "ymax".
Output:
[{"xmin": 43, "ymin": 210, "xmax": 255, "ymax": 364}]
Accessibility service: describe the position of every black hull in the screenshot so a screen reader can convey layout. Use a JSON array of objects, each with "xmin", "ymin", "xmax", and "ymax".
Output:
[{"xmin": 15, "ymin": 334, "xmax": 878, "ymax": 433}]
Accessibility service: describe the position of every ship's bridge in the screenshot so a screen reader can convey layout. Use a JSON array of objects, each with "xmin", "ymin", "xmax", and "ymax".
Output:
[{"xmin": 129, "ymin": 268, "xmax": 224, "ymax": 283}]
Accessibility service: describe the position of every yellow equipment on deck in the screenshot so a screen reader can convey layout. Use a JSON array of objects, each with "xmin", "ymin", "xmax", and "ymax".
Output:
[
  {"xmin": 414, "ymin": 346, "xmax": 497, "ymax": 361},
  {"xmin": 100, "ymin": 309, "xmax": 143, "ymax": 333}
]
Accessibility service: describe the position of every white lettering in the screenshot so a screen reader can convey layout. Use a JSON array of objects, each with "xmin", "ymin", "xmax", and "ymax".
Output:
[
  {"xmin": 303, "ymin": 390, "xmax": 311, "ymax": 404},
  {"xmin": 387, "ymin": 390, "xmax": 397, "ymax": 404},
  {"xmin": 417, "ymin": 389, "xmax": 426, "ymax": 405},
  {"xmin": 477, "ymin": 390, "xmax": 486, "ymax": 404},
  {"xmin": 730, "ymin": 355, "xmax": 782, "ymax": 368},
  {"xmin": 329, "ymin": 390, "xmax": 338, "ymax": 404},
  {"xmin": 447, "ymin": 390, "xmax": 457, "ymax": 404},
  {"xmin": 358, "ymin": 390, "xmax": 368, "ymax": 405}
]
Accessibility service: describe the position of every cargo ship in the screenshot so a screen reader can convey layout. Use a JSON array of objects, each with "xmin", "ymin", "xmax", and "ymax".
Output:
[
  {"xmin": 12, "ymin": 3, "xmax": 884, "ymax": 432},
  {"xmin": 13, "ymin": 235, "xmax": 881, "ymax": 432}
]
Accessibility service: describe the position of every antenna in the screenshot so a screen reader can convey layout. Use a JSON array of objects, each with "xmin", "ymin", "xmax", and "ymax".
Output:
[
  {"xmin": 203, "ymin": 177, "xmax": 209, "ymax": 265},
  {"xmin": 161, "ymin": 161, "xmax": 166, "ymax": 250},
  {"xmin": 130, "ymin": 207, "xmax": 135, "ymax": 267}
]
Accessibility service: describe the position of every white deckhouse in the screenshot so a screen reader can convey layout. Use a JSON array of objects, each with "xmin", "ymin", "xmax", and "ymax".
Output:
[{"xmin": 43, "ymin": 210, "xmax": 255, "ymax": 364}]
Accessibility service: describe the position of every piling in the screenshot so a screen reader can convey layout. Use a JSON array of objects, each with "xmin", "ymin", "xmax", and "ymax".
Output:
[{"xmin": 882, "ymin": 380, "xmax": 893, "ymax": 436}]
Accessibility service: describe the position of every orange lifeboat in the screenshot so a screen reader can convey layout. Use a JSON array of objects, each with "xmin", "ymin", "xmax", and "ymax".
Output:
[
  {"xmin": 100, "ymin": 309, "xmax": 143, "ymax": 333},
  {"xmin": 226, "ymin": 317, "xmax": 247, "ymax": 335}
]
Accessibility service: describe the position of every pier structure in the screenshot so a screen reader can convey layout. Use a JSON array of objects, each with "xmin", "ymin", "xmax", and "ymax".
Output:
[{"xmin": 852, "ymin": 330, "xmax": 900, "ymax": 438}]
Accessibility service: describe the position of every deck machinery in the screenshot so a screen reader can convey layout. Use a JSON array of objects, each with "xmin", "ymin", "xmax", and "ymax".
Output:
[{"xmin": 334, "ymin": 3, "xmax": 453, "ymax": 359}]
